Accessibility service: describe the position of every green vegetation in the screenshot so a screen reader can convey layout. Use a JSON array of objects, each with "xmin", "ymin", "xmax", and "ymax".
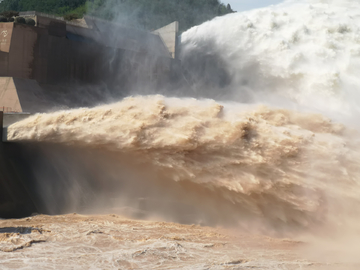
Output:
[
  {"xmin": 63, "ymin": 13, "xmax": 80, "ymax": 21},
  {"xmin": 86, "ymin": 0, "xmax": 235, "ymax": 32},
  {"xmin": 0, "ymin": 10, "xmax": 18, "ymax": 22},
  {"xmin": 0, "ymin": 0, "xmax": 234, "ymax": 32},
  {"xmin": 0, "ymin": 10, "xmax": 19, "ymax": 19},
  {"xmin": 0, "ymin": 0, "xmax": 87, "ymax": 16}
]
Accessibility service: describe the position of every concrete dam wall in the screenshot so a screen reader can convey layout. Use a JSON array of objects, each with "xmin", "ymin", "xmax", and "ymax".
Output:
[{"xmin": 0, "ymin": 14, "xmax": 186, "ymax": 219}]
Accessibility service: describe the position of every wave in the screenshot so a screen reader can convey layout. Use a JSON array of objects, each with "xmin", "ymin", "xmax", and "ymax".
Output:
[
  {"xmin": 180, "ymin": 0, "xmax": 360, "ymax": 117},
  {"xmin": 7, "ymin": 96, "xmax": 360, "ymax": 232}
]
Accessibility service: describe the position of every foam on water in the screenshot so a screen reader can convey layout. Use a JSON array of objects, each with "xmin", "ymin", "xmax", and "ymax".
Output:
[
  {"xmin": 8, "ymin": 0, "xmax": 360, "ymax": 230},
  {"xmin": 4, "ymin": 1, "xmax": 360, "ymax": 269},
  {"xmin": 181, "ymin": 0, "xmax": 360, "ymax": 117},
  {"xmin": 7, "ymin": 95, "xmax": 360, "ymax": 231}
]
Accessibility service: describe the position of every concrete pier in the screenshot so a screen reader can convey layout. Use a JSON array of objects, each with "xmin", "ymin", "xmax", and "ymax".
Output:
[{"xmin": 0, "ymin": 112, "xmax": 37, "ymax": 217}]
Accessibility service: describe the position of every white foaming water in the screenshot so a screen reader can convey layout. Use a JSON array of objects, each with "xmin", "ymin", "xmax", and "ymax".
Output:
[
  {"xmin": 181, "ymin": 0, "xmax": 360, "ymax": 117},
  {"xmin": 4, "ymin": 2, "xmax": 360, "ymax": 269},
  {"xmin": 7, "ymin": 95, "xmax": 360, "ymax": 233},
  {"xmin": 6, "ymin": 0, "xmax": 360, "ymax": 234}
]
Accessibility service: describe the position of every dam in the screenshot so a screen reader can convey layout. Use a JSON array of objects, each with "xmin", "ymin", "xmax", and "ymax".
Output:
[
  {"xmin": 2, "ymin": 1, "xmax": 360, "ymax": 269},
  {"xmin": 0, "ymin": 11, "xmax": 182, "ymax": 219},
  {"xmin": 0, "ymin": 11, "xmax": 180, "ymax": 112},
  {"xmin": 2, "ymin": 2, "xmax": 360, "ymax": 228}
]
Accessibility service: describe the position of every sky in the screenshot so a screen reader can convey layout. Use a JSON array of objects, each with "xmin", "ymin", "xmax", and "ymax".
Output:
[{"xmin": 224, "ymin": 0, "xmax": 285, "ymax": 12}]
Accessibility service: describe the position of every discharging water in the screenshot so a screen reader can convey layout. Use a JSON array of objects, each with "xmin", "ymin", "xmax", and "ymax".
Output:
[{"xmin": 2, "ymin": 0, "xmax": 360, "ymax": 269}]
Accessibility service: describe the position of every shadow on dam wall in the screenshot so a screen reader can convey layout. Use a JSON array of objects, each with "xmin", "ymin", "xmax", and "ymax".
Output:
[
  {"xmin": 0, "ymin": 142, "xmax": 39, "ymax": 218},
  {"xmin": 0, "ymin": 142, "xmax": 238, "ymax": 224},
  {"xmin": 0, "ymin": 142, "xmax": 114, "ymax": 219},
  {"xmin": 0, "ymin": 141, "xmax": 316, "ymax": 233},
  {"xmin": 0, "ymin": 141, "xmax": 261, "ymax": 228}
]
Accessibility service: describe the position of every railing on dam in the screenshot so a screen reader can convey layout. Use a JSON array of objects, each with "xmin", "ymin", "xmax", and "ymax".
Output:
[{"xmin": 0, "ymin": 106, "xmax": 20, "ymax": 113}]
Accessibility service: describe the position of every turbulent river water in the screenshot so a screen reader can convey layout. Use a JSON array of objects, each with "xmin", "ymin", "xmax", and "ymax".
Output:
[{"xmin": 3, "ymin": 0, "xmax": 360, "ymax": 269}]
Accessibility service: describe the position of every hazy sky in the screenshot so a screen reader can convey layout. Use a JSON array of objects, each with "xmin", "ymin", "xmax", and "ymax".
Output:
[{"xmin": 224, "ymin": 0, "xmax": 285, "ymax": 12}]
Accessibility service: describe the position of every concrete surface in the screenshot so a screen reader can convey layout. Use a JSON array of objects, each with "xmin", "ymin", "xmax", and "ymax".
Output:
[
  {"xmin": 153, "ymin": 21, "xmax": 179, "ymax": 59},
  {"xmin": 0, "ymin": 77, "xmax": 49, "ymax": 113},
  {"xmin": 0, "ymin": 22, "xmax": 14, "ymax": 53}
]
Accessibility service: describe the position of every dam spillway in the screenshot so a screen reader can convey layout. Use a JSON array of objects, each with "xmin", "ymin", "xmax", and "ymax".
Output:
[{"xmin": 0, "ymin": 13, "xmax": 183, "ymax": 219}]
